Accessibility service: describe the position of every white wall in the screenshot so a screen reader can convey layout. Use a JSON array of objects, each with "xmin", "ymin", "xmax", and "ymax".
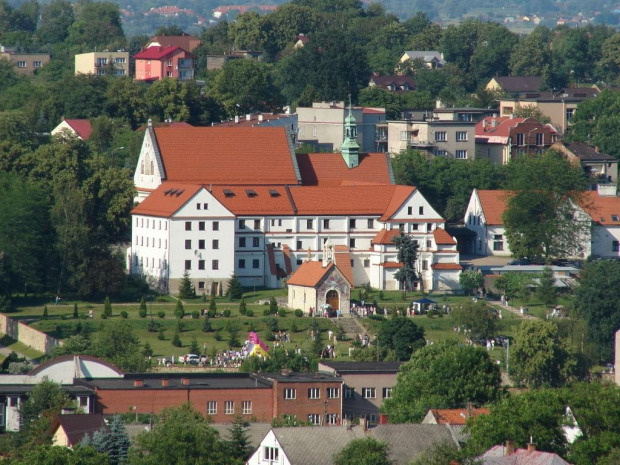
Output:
[
  {"xmin": 592, "ymin": 225, "xmax": 620, "ymax": 258},
  {"xmin": 247, "ymin": 430, "xmax": 291, "ymax": 465},
  {"xmin": 134, "ymin": 129, "xmax": 164, "ymax": 201}
]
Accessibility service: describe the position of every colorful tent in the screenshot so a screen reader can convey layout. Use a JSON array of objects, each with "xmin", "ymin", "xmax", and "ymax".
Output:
[{"xmin": 247, "ymin": 332, "xmax": 270, "ymax": 358}]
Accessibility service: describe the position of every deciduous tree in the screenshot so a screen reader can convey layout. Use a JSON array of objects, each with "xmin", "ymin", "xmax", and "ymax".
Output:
[
  {"xmin": 333, "ymin": 437, "xmax": 392, "ymax": 465},
  {"xmin": 452, "ymin": 300, "xmax": 497, "ymax": 341}
]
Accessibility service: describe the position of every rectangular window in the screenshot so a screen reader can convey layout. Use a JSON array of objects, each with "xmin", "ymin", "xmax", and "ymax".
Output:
[
  {"xmin": 254, "ymin": 219, "xmax": 260, "ymax": 229},
  {"xmin": 308, "ymin": 388, "xmax": 320, "ymax": 399},
  {"xmin": 419, "ymin": 206, "xmax": 424, "ymax": 215},
  {"xmin": 349, "ymin": 238, "xmax": 356, "ymax": 248},
  {"xmin": 212, "ymin": 260, "xmax": 219, "ymax": 270},
  {"xmin": 344, "ymin": 387, "xmax": 355, "ymax": 399},
  {"xmin": 367, "ymin": 219, "xmax": 374, "ymax": 229},
  {"xmin": 225, "ymin": 401, "xmax": 234, "ymax": 415},
  {"xmin": 364, "ymin": 259, "xmax": 370, "ymax": 268},
  {"xmin": 383, "ymin": 387, "xmax": 392, "ymax": 399},
  {"xmin": 196, "ymin": 203, "xmax": 201, "ymax": 210},
  {"xmin": 307, "ymin": 219, "xmax": 313, "ymax": 229},
  {"xmin": 253, "ymin": 259, "xmax": 260, "ymax": 269},
  {"xmin": 297, "ymin": 259, "xmax": 303, "ymax": 265},
  {"xmin": 239, "ymin": 237, "xmax": 246, "ymax": 248},
  {"xmin": 185, "ymin": 221, "xmax": 192, "ymax": 231},
  {"xmin": 242, "ymin": 401, "xmax": 252, "ymax": 415},
  {"xmin": 166, "ymin": 71, "xmax": 173, "ymax": 77},
  {"xmin": 323, "ymin": 219, "xmax": 330, "ymax": 229},
  {"xmin": 361, "ymin": 388, "xmax": 376, "ymax": 399},
  {"xmin": 408, "ymin": 206, "xmax": 413, "ymax": 215},
  {"xmin": 33, "ymin": 61, "xmax": 42, "ymax": 67},
  {"xmin": 613, "ymin": 241, "xmax": 620, "ymax": 252},
  {"xmin": 435, "ymin": 149, "xmax": 447, "ymax": 157},
  {"xmin": 349, "ymin": 219, "xmax": 356, "ymax": 229},
  {"xmin": 198, "ymin": 260, "xmax": 205, "ymax": 270},
  {"xmin": 207, "ymin": 401, "xmax": 217, "ymax": 415},
  {"xmin": 203, "ymin": 203, "xmax": 208, "ymax": 210},
  {"xmin": 456, "ymin": 131, "xmax": 468, "ymax": 141},
  {"xmin": 516, "ymin": 133, "xmax": 524, "ymax": 146},
  {"xmin": 327, "ymin": 388, "xmax": 340, "ymax": 399},
  {"xmin": 198, "ymin": 281, "xmax": 205, "ymax": 290},
  {"xmin": 213, "ymin": 221, "xmax": 219, "ymax": 231},
  {"xmin": 307, "ymin": 414, "xmax": 321, "ymax": 425},
  {"xmin": 312, "ymin": 126, "xmax": 317, "ymax": 137},
  {"xmin": 422, "ymin": 260, "xmax": 429, "ymax": 270},
  {"xmin": 297, "ymin": 240, "xmax": 302, "ymax": 249},
  {"xmin": 199, "ymin": 240, "xmax": 205, "ymax": 249},
  {"xmin": 566, "ymin": 108, "xmax": 575, "ymax": 123},
  {"xmin": 350, "ymin": 259, "xmax": 354, "ymax": 267},
  {"xmin": 536, "ymin": 133, "xmax": 543, "ymax": 146},
  {"xmin": 239, "ymin": 259, "xmax": 246, "ymax": 268},
  {"xmin": 239, "ymin": 219, "xmax": 246, "ymax": 229},
  {"xmin": 435, "ymin": 131, "xmax": 447, "ymax": 142},
  {"xmin": 264, "ymin": 447, "xmax": 279, "ymax": 462},
  {"xmin": 199, "ymin": 221, "xmax": 205, "ymax": 231},
  {"xmin": 455, "ymin": 150, "xmax": 468, "ymax": 159},
  {"xmin": 253, "ymin": 237, "xmax": 260, "ymax": 247},
  {"xmin": 400, "ymin": 130, "xmax": 407, "ymax": 141},
  {"xmin": 326, "ymin": 413, "xmax": 338, "ymax": 425},
  {"xmin": 185, "ymin": 260, "xmax": 191, "ymax": 270},
  {"xmin": 493, "ymin": 234, "xmax": 504, "ymax": 251},
  {"xmin": 212, "ymin": 239, "xmax": 219, "ymax": 249},
  {"xmin": 17, "ymin": 61, "xmax": 26, "ymax": 68},
  {"xmin": 284, "ymin": 388, "xmax": 296, "ymax": 400},
  {"xmin": 185, "ymin": 239, "xmax": 191, "ymax": 250}
]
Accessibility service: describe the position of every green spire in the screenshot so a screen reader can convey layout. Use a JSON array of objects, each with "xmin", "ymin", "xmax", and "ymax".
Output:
[{"xmin": 341, "ymin": 98, "xmax": 360, "ymax": 168}]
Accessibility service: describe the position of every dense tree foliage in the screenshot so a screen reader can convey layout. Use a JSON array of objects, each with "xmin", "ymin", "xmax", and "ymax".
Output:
[
  {"xmin": 383, "ymin": 340, "xmax": 501, "ymax": 422},
  {"xmin": 452, "ymin": 300, "xmax": 497, "ymax": 341},
  {"xmin": 333, "ymin": 437, "xmax": 392, "ymax": 465}
]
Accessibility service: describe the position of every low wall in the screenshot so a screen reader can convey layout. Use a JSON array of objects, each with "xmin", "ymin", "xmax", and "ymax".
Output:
[{"xmin": 0, "ymin": 313, "xmax": 61, "ymax": 355}]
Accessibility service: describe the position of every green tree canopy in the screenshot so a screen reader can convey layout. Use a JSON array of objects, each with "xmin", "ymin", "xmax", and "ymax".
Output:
[
  {"xmin": 383, "ymin": 339, "xmax": 501, "ymax": 422},
  {"xmin": 459, "ymin": 270, "xmax": 484, "ymax": 296},
  {"xmin": 452, "ymin": 300, "xmax": 497, "ymax": 341},
  {"xmin": 333, "ymin": 437, "xmax": 392, "ymax": 465},
  {"xmin": 376, "ymin": 316, "xmax": 425, "ymax": 361}
]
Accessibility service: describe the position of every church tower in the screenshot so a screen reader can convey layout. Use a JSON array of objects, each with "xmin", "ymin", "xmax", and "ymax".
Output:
[{"xmin": 340, "ymin": 101, "xmax": 360, "ymax": 169}]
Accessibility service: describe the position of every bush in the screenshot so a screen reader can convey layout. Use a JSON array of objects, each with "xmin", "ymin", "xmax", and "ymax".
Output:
[
  {"xmin": 139, "ymin": 297, "xmax": 147, "ymax": 313},
  {"xmin": 214, "ymin": 331, "xmax": 222, "ymax": 341},
  {"xmin": 192, "ymin": 310, "xmax": 200, "ymax": 319},
  {"xmin": 202, "ymin": 318, "xmax": 212, "ymax": 332},
  {"xmin": 120, "ymin": 311, "xmax": 128, "ymax": 319},
  {"xmin": 269, "ymin": 297, "xmax": 278, "ymax": 314},
  {"xmin": 262, "ymin": 309, "xmax": 271, "ymax": 316},
  {"xmin": 73, "ymin": 303, "xmax": 78, "ymax": 319},
  {"xmin": 209, "ymin": 296, "xmax": 217, "ymax": 313},
  {"xmin": 290, "ymin": 321, "xmax": 298, "ymax": 333},
  {"xmin": 246, "ymin": 309, "xmax": 254, "ymax": 317},
  {"xmin": 156, "ymin": 296, "xmax": 168, "ymax": 302},
  {"xmin": 223, "ymin": 309, "xmax": 231, "ymax": 317},
  {"xmin": 43, "ymin": 305, "xmax": 48, "ymax": 319},
  {"xmin": 208, "ymin": 309, "xmax": 216, "ymax": 318},
  {"xmin": 157, "ymin": 311, "xmax": 165, "ymax": 319},
  {"xmin": 294, "ymin": 309, "xmax": 303, "ymax": 317},
  {"xmin": 200, "ymin": 293, "xmax": 207, "ymax": 302},
  {"xmin": 239, "ymin": 297, "xmax": 247, "ymax": 315},
  {"xmin": 174, "ymin": 300, "xmax": 185, "ymax": 319},
  {"xmin": 139, "ymin": 308, "xmax": 147, "ymax": 318},
  {"xmin": 147, "ymin": 319, "xmax": 157, "ymax": 333},
  {"xmin": 278, "ymin": 309, "xmax": 286, "ymax": 318},
  {"xmin": 378, "ymin": 290, "xmax": 384, "ymax": 300},
  {"xmin": 171, "ymin": 331, "xmax": 182, "ymax": 347},
  {"xmin": 104, "ymin": 297, "xmax": 112, "ymax": 317},
  {"xmin": 101, "ymin": 313, "xmax": 107, "ymax": 319},
  {"xmin": 157, "ymin": 327, "xmax": 165, "ymax": 340}
]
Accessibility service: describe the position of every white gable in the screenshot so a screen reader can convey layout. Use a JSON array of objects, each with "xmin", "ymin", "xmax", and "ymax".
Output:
[
  {"xmin": 247, "ymin": 430, "xmax": 291, "ymax": 465},
  {"xmin": 134, "ymin": 128, "xmax": 165, "ymax": 199},
  {"xmin": 51, "ymin": 121, "xmax": 80, "ymax": 139},
  {"xmin": 464, "ymin": 189, "xmax": 486, "ymax": 224},
  {"xmin": 173, "ymin": 188, "xmax": 235, "ymax": 219},
  {"xmin": 389, "ymin": 190, "xmax": 443, "ymax": 222}
]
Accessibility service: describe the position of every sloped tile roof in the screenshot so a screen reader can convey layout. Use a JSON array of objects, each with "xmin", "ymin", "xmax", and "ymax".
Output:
[
  {"xmin": 51, "ymin": 414, "xmax": 105, "ymax": 446},
  {"xmin": 476, "ymin": 116, "xmax": 529, "ymax": 139},
  {"xmin": 64, "ymin": 119, "xmax": 92, "ymax": 140},
  {"xmin": 381, "ymin": 262, "xmax": 403, "ymax": 268},
  {"xmin": 153, "ymin": 126, "xmax": 300, "ymax": 185},
  {"xmin": 296, "ymin": 153, "xmax": 393, "ymax": 186},
  {"xmin": 481, "ymin": 445, "xmax": 572, "ymax": 464},
  {"xmin": 380, "ymin": 185, "xmax": 416, "ymax": 221},
  {"xmin": 371, "ymin": 229, "xmax": 400, "ymax": 245},
  {"xmin": 433, "ymin": 228, "xmax": 456, "ymax": 245},
  {"xmin": 370, "ymin": 74, "xmax": 416, "ymax": 90},
  {"xmin": 577, "ymin": 191, "xmax": 620, "ymax": 225},
  {"xmin": 287, "ymin": 261, "xmax": 333, "ymax": 287},
  {"xmin": 477, "ymin": 190, "xmax": 513, "ymax": 226},
  {"xmin": 131, "ymin": 183, "xmax": 203, "ymax": 217},
  {"xmin": 429, "ymin": 408, "xmax": 489, "ymax": 425},
  {"xmin": 431, "ymin": 263, "xmax": 462, "ymax": 270},
  {"xmin": 134, "ymin": 45, "xmax": 182, "ymax": 60},
  {"xmin": 334, "ymin": 245, "xmax": 354, "ymax": 285},
  {"xmin": 563, "ymin": 141, "xmax": 615, "ymax": 161},
  {"xmin": 148, "ymin": 34, "xmax": 201, "ymax": 52},
  {"xmin": 210, "ymin": 186, "xmax": 295, "ymax": 215},
  {"xmin": 492, "ymin": 76, "xmax": 542, "ymax": 92},
  {"xmin": 371, "ymin": 424, "xmax": 459, "ymax": 464}
]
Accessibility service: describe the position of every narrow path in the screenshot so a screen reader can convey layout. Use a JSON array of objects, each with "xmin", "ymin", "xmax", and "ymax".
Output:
[
  {"xmin": 329, "ymin": 314, "xmax": 367, "ymax": 340},
  {"xmin": 487, "ymin": 299, "xmax": 538, "ymax": 319}
]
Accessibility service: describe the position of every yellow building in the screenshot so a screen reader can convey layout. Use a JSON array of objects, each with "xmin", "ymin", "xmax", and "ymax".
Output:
[{"xmin": 74, "ymin": 51, "xmax": 129, "ymax": 76}]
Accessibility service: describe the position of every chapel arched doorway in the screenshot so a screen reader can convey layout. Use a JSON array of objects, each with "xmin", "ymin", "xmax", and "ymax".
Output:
[{"xmin": 326, "ymin": 290, "xmax": 339, "ymax": 311}]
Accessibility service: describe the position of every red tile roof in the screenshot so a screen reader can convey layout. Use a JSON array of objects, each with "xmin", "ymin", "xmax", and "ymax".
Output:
[
  {"xmin": 296, "ymin": 153, "xmax": 393, "ymax": 186},
  {"xmin": 211, "ymin": 186, "xmax": 295, "ymax": 215},
  {"xmin": 148, "ymin": 34, "xmax": 201, "ymax": 52},
  {"xmin": 381, "ymin": 262, "xmax": 403, "ymax": 268},
  {"xmin": 433, "ymin": 228, "xmax": 456, "ymax": 245},
  {"xmin": 334, "ymin": 245, "xmax": 354, "ymax": 285},
  {"xmin": 371, "ymin": 229, "xmax": 400, "ymax": 245},
  {"xmin": 282, "ymin": 245, "xmax": 293, "ymax": 274},
  {"xmin": 64, "ymin": 119, "xmax": 92, "ymax": 140},
  {"xmin": 134, "ymin": 45, "xmax": 182, "ymax": 60},
  {"xmin": 477, "ymin": 190, "xmax": 513, "ymax": 226},
  {"xmin": 51, "ymin": 414, "xmax": 105, "ymax": 446},
  {"xmin": 431, "ymin": 263, "xmax": 462, "ymax": 270},
  {"xmin": 380, "ymin": 186, "xmax": 417, "ymax": 221},
  {"xmin": 131, "ymin": 183, "xmax": 203, "ymax": 217},
  {"xmin": 429, "ymin": 408, "xmax": 489, "ymax": 425},
  {"xmin": 475, "ymin": 116, "xmax": 529, "ymax": 139},
  {"xmin": 287, "ymin": 262, "xmax": 332, "ymax": 287},
  {"xmin": 266, "ymin": 244, "xmax": 277, "ymax": 276},
  {"xmin": 577, "ymin": 191, "xmax": 620, "ymax": 225},
  {"xmin": 153, "ymin": 126, "xmax": 300, "ymax": 185}
]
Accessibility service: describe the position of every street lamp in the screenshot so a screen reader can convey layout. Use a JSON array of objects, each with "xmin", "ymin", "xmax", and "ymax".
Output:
[{"xmin": 110, "ymin": 146, "xmax": 125, "ymax": 167}]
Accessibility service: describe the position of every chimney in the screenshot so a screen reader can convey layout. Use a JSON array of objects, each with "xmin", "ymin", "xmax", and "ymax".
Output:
[
  {"xmin": 595, "ymin": 146, "xmax": 600, "ymax": 152},
  {"xmin": 147, "ymin": 118, "xmax": 152, "ymax": 127},
  {"xmin": 258, "ymin": 114, "xmax": 264, "ymax": 122},
  {"xmin": 510, "ymin": 113, "xmax": 514, "ymax": 119},
  {"xmin": 491, "ymin": 119, "xmax": 498, "ymax": 128},
  {"xmin": 161, "ymin": 378, "xmax": 169, "ymax": 387},
  {"xmin": 246, "ymin": 114, "xmax": 251, "ymax": 121},
  {"xmin": 133, "ymin": 379, "xmax": 144, "ymax": 388},
  {"xmin": 234, "ymin": 115, "xmax": 239, "ymax": 124},
  {"xmin": 527, "ymin": 442, "xmax": 536, "ymax": 454},
  {"xmin": 505, "ymin": 440, "xmax": 515, "ymax": 456},
  {"xmin": 181, "ymin": 377, "xmax": 190, "ymax": 386},
  {"xmin": 482, "ymin": 119, "xmax": 487, "ymax": 128}
]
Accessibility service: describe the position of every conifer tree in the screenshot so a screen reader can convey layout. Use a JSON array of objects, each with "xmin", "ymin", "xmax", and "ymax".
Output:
[
  {"xmin": 239, "ymin": 297, "xmax": 247, "ymax": 315},
  {"xmin": 43, "ymin": 305, "xmax": 48, "ymax": 319},
  {"xmin": 139, "ymin": 296, "xmax": 147, "ymax": 312},
  {"xmin": 227, "ymin": 415, "xmax": 252, "ymax": 462},
  {"xmin": 73, "ymin": 303, "xmax": 78, "ymax": 318},
  {"xmin": 178, "ymin": 271, "xmax": 196, "ymax": 299},
  {"xmin": 174, "ymin": 299, "xmax": 185, "ymax": 319},
  {"xmin": 88, "ymin": 415, "xmax": 131, "ymax": 465},
  {"xmin": 227, "ymin": 274, "xmax": 243, "ymax": 299},
  {"xmin": 104, "ymin": 297, "xmax": 112, "ymax": 317},
  {"xmin": 209, "ymin": 295, "xmax": 217, "ymax": 313}
]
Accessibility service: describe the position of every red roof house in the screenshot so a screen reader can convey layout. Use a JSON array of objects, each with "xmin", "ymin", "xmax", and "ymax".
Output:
[{"xmin": 134, "ymin": 46, "xmax": 194, "ymax": 81}]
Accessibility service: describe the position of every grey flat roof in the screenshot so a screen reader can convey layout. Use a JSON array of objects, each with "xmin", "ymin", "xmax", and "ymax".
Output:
[
  {"xmin": 86, "ymin": 373, "xmax": 272, "ymax": 390},
  {"xmin": 479, "ymin": 265, "xmax": 578, "ymax": 273},
  {"xmin": 319, "ymin": 361, "xmax": 403, "ymax": 374},
  {"xmin": 260, "ymin": 372, "xmax": 342, "ymax": 383}
]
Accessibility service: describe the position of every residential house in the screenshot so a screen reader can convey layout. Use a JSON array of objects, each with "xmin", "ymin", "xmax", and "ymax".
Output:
[
  {"xmin": 369, "ymin": 73, "xmax": 416, "ymax": 93},
  {"xmin": 51, "ymin": 118, "xmax": 92, "ymax": 140},
  {"xmin": 485, "ymin": 76, "xmax": 542, "ymax": 96},
  {"xmin": 130, "ymin": 113, "xmax": 462, "ymax": 295},
  {"xmin": 498, "ymin": 87, "xmax": 599, "ymax": 135},
  {"xmin": 552, "ymin": 141, "xmax": 618, "ymax": 185},
  {"xmin": 51, "ymin": 414, "xmax": 105, "ymax": 447},
  {"xmin": 386, "ymin": 109, "xmax": 476, "ymax": 159},
  {"xmin": 247, "ymin": 424, "xmax": 460, "ymax": 465},
  {"xmin": 134, "ymin": 46, "xmax": 194, "ymax": 81},
  {"xmin": 74, "ymin": 51, "xmax": 129, "ymax": 76},
  {"xmin": 422, "ymin": 408, "xmax": 490, "ymax": 445},
  {"xmin": 0, "ymin": 46, "xmax": 50, "ymax": 75},
  {"xmin": 475, "ymin": 116, "xmax": 556, "ymax": 165},
  {"xmin": 463, "ymin": 189, "xmax": 511, "ymax": 257},
  {"xmin": 318, "ymin": 361, "xmax": 402, "ymax": 423},
  {"xmin": 432, "ymin": 105, "xmax": 496, "ymax": 123},
  {"xmin": 479, "ymin": 443, "xmax": 572, "ymax": 464},
  {"xmin": 398, "ymin": 50, "xmax": 446, "ymax": 70},
  {"xmin": 205, "ymin": 50, "xmax": 263, "ymax": 71},
  {"xmin": 296, "ymin": 101, "xmax": 386, "ymax": 152},
  {"xmin": 145, "ymin": 34, "xmax": 201, "ymax": 53},
  {"xmin": 293, "ymin": 34, "xmax": 309, "ymax": 49}
]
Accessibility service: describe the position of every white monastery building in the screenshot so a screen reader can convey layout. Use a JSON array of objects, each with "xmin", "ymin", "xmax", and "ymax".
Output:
[{"xmin": 129, "ymin": 110, "xmax": 461, "ymax": 299}]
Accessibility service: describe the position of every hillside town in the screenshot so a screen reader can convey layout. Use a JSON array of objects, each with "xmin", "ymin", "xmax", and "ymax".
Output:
[{"xmin": 4, "ymin": 0, "xmax": 620, "ymax": 464}]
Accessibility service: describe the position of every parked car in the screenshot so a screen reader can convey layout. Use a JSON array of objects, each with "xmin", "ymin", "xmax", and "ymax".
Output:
[{"xmin": 181, "ymin": 354, "xmax": 200, "ymax": 365}]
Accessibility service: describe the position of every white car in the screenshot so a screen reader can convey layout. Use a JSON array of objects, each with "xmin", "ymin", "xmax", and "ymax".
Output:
[{"xmin": 181, "ymin": 354, "xmax": 200, "ymax": 365}]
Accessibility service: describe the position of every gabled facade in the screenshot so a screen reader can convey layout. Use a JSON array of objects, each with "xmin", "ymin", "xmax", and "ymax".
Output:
[
  {"xmin": 485, "ymin": 76, "xmax": 542, "ymax": 95},
  {"xmin": 398, "ymin": 51, "xmax": 446, "ymax": 69},
  {"xmin": 552, "ymin": 141, "xmax": 618, "ymax": 185},
  {"xmin": 145, "ymin": 34, "xmax": 201, "ymax": 53},
  {"xmin": 134, "ymin": 46, "xmax": 194, "ymax": 81},
  {"xmin": 51, "ymin": 118, "xmax": 93, "ymax": 140},
  {"xmin": 369, "ymin": 73, "xmax": 416, "ymax": 93},
  {"xmin": 464, "ymin": 189, "xmax": 511, "ymax": 257}
]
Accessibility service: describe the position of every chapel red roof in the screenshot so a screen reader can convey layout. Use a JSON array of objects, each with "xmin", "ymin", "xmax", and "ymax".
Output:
[
  {"xmin": 131, "ymin": 183, "xmax": 203, "ymax": 217},
  {"xmin": 63, "ymin": 119, "xmax": 92, "ymax": 140},
  {"xmin": 433, "ymin": 228, "xmax": 456, "ymax": 245},
  {"xmin": 153, "ymin": 126, "xmax": 300, "ymax": 185},
  {"xmin": 287, "ymin": 261, "xmax": 351, "ymax": 287},
  {"xmin": 296, "ymin": 153, "xmax": 393, "ymax": 186},
  {"xmin": 334, "ymin": 245, "xmax": 354, "ymax": 285},
  {"xmin": 134, "ymin": 46, "xmax": 183, "ymax": 60}
]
